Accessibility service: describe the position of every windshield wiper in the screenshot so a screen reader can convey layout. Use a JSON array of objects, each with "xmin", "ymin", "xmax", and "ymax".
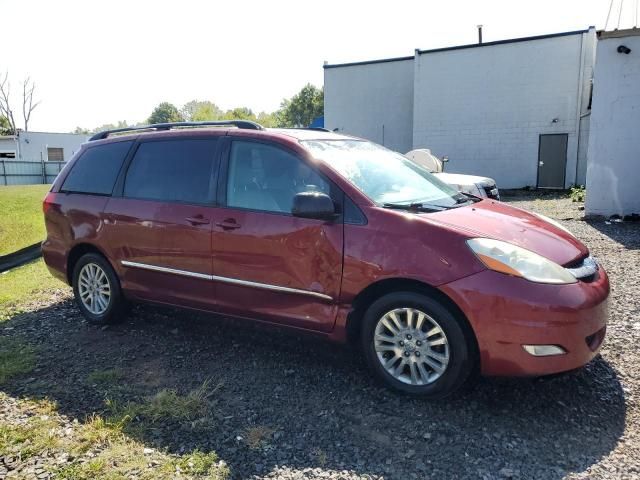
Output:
[
  {"xmin": 456, "ymin": 192, "xmax": 481, "ymax": 203},
  {"xmin": 382, "ymin": 202, "xmax": 447, "ymax": 212}
]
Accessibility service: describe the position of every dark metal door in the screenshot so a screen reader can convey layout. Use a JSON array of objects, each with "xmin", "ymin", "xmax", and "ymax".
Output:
[{"xmin": 537, "ymin": 134, "xmax": 568, "ymax": 189}]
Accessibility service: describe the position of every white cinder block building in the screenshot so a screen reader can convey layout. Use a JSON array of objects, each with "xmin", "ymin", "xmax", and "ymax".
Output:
[
  {"xmin": 324, "ymin": 57, "xmax": 415, "ymax": 154},
  {"xmin": 324, "ymin": 28, "xmax": 597, "ymax": 189},
  {"xmin": 586, "ymin": 29, "xmax": 640, "ymax": 217},
  {"xmin": 0, "ymin": 131, "xmax": 88, "ymax": 162}
]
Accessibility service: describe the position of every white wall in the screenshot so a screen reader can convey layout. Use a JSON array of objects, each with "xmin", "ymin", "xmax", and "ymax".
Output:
[
  {"xmin": 413, "ymin": 30, "xmax": 596, "ymax": 188},
  {"xmin": 324, "ymin": 59, "xmax": 414, "ymax": 153},
  {"xmin": 16, "ymin": 131, "xmax": 88, "ymax": 162},
  {"xmin": 0, "ymin": 137, "xmax": 18, "ymax": 156},
  {"xmin": 586, "ymin": 32, "xmax": 640, "ymax": 216}
]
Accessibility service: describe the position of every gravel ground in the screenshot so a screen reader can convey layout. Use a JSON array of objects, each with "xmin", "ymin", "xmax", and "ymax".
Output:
[{"xmin": 1, "ymin": 191, "xmax": 639, "ymax": 480}]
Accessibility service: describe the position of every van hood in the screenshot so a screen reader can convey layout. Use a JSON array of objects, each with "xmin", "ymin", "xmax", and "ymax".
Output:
[
  {"xmin": 427, "ymin": 200, "xmax": 588, "ymax": 266},
  {"xmin": 433, "ymin": 172, "xmax": 495, "ymax": 187}
]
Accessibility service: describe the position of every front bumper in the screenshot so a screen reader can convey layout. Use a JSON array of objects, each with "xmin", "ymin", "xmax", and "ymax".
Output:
[{"xmin": 439, "ymin": 267, "xmax": 610, "ymax": 376}]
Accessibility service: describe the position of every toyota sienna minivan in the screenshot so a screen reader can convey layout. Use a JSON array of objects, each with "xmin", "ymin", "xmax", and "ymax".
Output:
[{"xmin": 42, "ymin": 121, "xmax": 609, "ymax": 397}]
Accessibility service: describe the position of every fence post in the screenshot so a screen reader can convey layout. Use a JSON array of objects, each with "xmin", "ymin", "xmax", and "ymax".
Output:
[
  {"xmin": 1, "ymin": 160, "xmax": 6, "ymax": 185},
  {"xmin": 41, "ymin": 156, "xmax": 46, "ymax": 184}
]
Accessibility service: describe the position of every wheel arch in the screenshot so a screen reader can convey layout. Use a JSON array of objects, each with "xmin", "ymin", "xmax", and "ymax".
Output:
[
  {"xmin": 346, "ymin": 278, "xmax": 480, "ymax": 366},
  {"xmin": 66, "ymin": 243, "xmax": 112, "ymax": 284}
]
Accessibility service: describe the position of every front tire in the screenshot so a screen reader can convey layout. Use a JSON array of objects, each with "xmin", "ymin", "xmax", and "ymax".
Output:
[
  {"xmin": 361, "ymin": 291, "xmax": 474, "ymax": 398},
  {"xmin": 72, "ymin": 253, "xmax": 127, "ymax": 325}
]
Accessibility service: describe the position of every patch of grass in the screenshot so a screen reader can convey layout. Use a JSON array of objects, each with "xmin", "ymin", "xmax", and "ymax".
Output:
[
  {"xmin": 0, "ymin": 408, "xmax": 60, "ymax": 460},
  {"xmin": 87, "ymin": 368, "xmax": 124, "ymax": 385},
  {"xmin": 311, "ymin": 447, "xmax": 328, "ymax": 467},
  {"xmin": 0, "ymin": 337, "xmax": 36, "ymax": 384},
  {"xmin": 170, "ymin": 449, "xmax": 227, "ymax": 476},
  {"xmin": 244, "ymin": 425, "xmax": 274, "ymax": 450},
  {"xmin": 0, "ymin": 184, "xmax": 50, "ymax": 255},
  {"xmin": 55, "ymin": 459, "xmax": 107, "ymax": 480},
  {"xmin": 106, "ymin": 380, "xmax": 220, "ymax": 429},
  {"xmin": 570, "ymin": 185, "xmax": 586, "ymax": 202},
  {"xmin": 0, "ymin": 259, "xmax": 69, "ymax": 322},
  {"xmin": 0, "ymin": 392, "xmax": 229, "ymax": 479}
]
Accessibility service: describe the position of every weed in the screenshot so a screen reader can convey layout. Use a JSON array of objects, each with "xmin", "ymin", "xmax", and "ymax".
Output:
[
  {"xmin": 570, "ymin": 185, "xmax": 586, "ymax": 202},
  {"xmin": 87, "ymin": 368, "xmax": 124, "ymax": 385},
  {"xmin": 244, "ymin": 425, "xmax": 274, "ymax": 449},
  {"xmin": 0, "ymin": 337, "xmax": 36, "ymax": 384}
]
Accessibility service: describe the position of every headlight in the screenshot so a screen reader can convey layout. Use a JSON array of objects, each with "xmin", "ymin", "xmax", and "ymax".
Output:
[
  {"xmin": 531, "ymin": 212, "xmax": 575, "ymax": 238},
  {"xmin": 466, "ymin": 238, "xmax": 577, "ymax": 284}
]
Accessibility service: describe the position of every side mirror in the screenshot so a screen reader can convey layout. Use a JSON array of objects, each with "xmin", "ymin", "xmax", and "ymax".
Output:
[
  {"xmin": 442, "ymin": 156, "xmax": 449, "ymax": 163},
  {"xmin": 292, "ymin": 191, "xmax": 336, "ymax": 221}
]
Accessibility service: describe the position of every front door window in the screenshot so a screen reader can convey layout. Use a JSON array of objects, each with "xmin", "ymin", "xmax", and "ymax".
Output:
[{"xmin": 226, "ymin": 141, "xmax": 330, "ymax": 214}]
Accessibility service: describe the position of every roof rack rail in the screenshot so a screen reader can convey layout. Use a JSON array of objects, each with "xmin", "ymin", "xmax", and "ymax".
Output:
[
  {"xmin": 278, "ymin": 127, "xmax": 332, "ymax": 132},
  {"xmin": 89, "ymin": 120, "xmax": 264, "ymax": 141}
]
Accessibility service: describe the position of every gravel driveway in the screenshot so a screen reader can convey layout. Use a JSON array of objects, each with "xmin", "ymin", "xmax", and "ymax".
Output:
[{"xmin": 1, "ymin": 191, "xmax": 639, "ymax": 479}]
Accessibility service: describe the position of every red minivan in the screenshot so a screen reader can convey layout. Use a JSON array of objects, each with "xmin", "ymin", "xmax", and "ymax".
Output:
[{"xmin": 42, "ymin": 121, "xmax": 609, "ymax": 397}]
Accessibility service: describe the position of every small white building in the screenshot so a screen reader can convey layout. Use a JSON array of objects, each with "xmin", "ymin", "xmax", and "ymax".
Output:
[
  {"xmin": 324, "ymin": 28, "xmax": 597, "ymax": 189},
  {"xmin": 0, "ymin": 131, "xmax": 88, "ymax": 162},
  {"xmin": 586, "ymin": 28, "xmax": 640, "ymax": 217},
  {"xmin": 0, "ymin": 131, "xmax": 89, "ymax": 185}
]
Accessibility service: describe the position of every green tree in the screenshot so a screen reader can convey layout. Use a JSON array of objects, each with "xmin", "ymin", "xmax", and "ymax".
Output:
[
  {"xmin": 90, "ymin": 120, "xmax": 130, "ymax": 133},
  {"xmin": 72, "ymin": 126, "xmax": 90, "ymax": 134},
  {"xmin": 278, "ymin": 84, "xmax": 323, "ymax": 127},
  {"xmin": 0, "ymin": 115, "xmax": 12, "ymax": 135},
  {"xmin": 222, "ymin": 107, "xmax": 256, "ymax": 121},
  {"xmin": 148, "ymin": 102, "xmax": 183, "ymax": 124},
  {"xmin": 181, "ymin": 100, "xmax": 222, "ymax": 121},
  {"xmin": 256, "ymin": 111, "xmax": 279, "ymax": 127}
]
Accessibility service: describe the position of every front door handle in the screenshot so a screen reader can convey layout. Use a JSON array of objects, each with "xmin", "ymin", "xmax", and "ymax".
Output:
[
  {"xmin": 186, "ymin": 215, "xmax": 210, "ymax": 226},
  {"xmin": 215, "ymin": 219, "xmax": 241, "ymax": 230},
  {"xmin": 539, "ymin": 161, "xmax": 544, "ymax": 167}
]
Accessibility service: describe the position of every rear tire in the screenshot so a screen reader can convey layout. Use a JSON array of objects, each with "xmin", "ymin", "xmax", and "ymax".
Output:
[
  {"xmin": 72, "ymin": 253, "xmax": 127, "ymax": 325},
  {"xmin": 360, "ymin": 291, "xmax": 474, "ymax": 398}
]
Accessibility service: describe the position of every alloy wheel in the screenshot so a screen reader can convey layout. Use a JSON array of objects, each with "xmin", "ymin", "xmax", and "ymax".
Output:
[
  {"xmin": 374, "ymin": 307, "xmax": 450, "ymax": 385},
  {"xmin": 78, "ymin": 262, "xmax": 111, "ymax": 315}
]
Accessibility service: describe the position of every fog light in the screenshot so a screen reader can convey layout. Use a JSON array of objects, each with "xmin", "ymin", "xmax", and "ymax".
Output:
[{"xmin": 523, "ymin": 345, "xmax": 566, "ymax": 356}]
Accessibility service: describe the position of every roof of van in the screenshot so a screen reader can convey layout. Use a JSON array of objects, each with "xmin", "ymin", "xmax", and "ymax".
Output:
[
  {"xmin": 88, "ymin": 121, "xmax": 357, "ymax": 143},
  {"xmin": 268, "ymin": 128, "xmax": 354, "ymax": 141}
]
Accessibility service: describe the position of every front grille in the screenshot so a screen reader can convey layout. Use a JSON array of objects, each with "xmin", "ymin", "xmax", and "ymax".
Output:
[{"xmin": 483, "ymin": 185, "xmax": 500, "ymax": 200}]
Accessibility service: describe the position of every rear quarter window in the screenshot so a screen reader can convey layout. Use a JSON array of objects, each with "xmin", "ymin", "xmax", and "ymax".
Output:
[{"xmin": 61, "ymin": 141, "xmax": 133, "ymax": 195}]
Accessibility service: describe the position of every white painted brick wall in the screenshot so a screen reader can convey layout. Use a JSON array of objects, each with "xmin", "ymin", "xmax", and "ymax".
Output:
[
  {"xmin": 586, "ymin": 33, "xmax": 640, "ymax": 216},
  {"xmin": 324, "ymin": 59, "xmax": 414, "ymax": 153},
  {"xmin": 17, "ymin": 131, "xmax": 89, "ymax": 162},
  {"xmin": 413, "ymin": 32, "xmax": 595, "ymax": 188}
]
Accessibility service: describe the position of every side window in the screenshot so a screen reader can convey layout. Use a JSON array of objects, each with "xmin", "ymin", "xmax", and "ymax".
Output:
[
  {"xmin": 227, "ymin": 141, "xmax": 329, "ymax": 214},
  {"xmin": 124, "ymin": 139, "xmax": 218, "ymax": 204},
  {"xmin": 61, "ymin": 141, "xmax": 132, "ymax": 195}
]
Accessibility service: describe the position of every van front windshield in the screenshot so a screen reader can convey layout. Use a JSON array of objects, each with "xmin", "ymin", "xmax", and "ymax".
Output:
[{"xmin": 301, "ymin": 139, "xmax": 463, "ymax": 208}]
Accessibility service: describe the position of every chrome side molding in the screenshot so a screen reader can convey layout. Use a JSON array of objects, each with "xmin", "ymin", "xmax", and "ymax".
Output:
[{"xmin": 120, "ymin": 260, "xmax": 333, "ymax": 302}]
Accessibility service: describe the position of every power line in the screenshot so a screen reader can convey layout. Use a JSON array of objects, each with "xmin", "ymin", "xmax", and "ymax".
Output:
[
  {"xmin": 617, "ymin": 0, "xmax": 625, "ymax": 29},
  {"xmin": 605, "ymin": 0, "xmax": 615, "ymax": 30}
]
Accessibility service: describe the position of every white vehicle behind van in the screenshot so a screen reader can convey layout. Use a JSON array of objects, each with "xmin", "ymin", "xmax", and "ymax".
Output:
[{"xmin": 405, "ymin": 149, "xmax": 500, "ymax": 200}]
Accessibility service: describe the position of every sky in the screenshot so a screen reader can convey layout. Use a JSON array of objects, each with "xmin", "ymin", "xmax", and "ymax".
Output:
[{"xmin": 0, "ymin": 0, "xmax": 635, "ymax": 132}]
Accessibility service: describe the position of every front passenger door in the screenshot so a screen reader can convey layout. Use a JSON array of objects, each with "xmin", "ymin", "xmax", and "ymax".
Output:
[{"xmin": 210, "ymin": 139, "xmax": 343, "ymax": 332}]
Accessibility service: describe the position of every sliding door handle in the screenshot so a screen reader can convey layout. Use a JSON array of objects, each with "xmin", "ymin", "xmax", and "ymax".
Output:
[
  {"xmin": 185, "ymin": 216, "xmax": 210, "ymax": 226},
  {"xmin": 215, "ymin": 219, "xmax": 241, "ymax": 230}
]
